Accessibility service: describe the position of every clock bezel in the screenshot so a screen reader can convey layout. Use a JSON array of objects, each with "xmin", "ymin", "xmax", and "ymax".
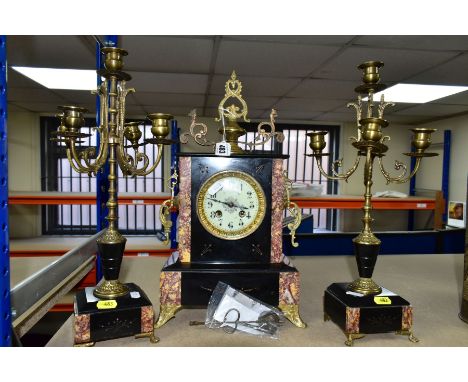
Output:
[{"xmin": 196, "ymin": 170, "xmax": 266, "ymax": 240}]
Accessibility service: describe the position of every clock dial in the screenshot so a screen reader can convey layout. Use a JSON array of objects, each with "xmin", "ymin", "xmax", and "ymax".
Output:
[{"xmin": 196, "ymin": 170, "xmax": 266, "ymax": 240}]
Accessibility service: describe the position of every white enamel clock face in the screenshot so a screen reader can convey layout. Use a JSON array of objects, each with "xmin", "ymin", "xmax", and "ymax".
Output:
[{"xmin": 196, "ymin": 170, "xmax": 266, "ymax": 240}]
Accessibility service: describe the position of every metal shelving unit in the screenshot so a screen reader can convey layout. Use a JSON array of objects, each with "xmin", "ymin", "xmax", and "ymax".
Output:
[{"xmin": 0, "ymin": 35, "xmax": 11, "ymax": 347}]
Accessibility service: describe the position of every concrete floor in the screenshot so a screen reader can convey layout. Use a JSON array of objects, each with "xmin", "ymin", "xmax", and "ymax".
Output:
[{"xmin": 42, "ymin": 253, "xmax": 468, "ymax": 347}]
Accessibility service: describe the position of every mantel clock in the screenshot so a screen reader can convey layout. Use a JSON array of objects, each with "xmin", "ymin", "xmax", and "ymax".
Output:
[{"xmin": 154, "ymin": 72, "xmax": 306, "ymax": 332}]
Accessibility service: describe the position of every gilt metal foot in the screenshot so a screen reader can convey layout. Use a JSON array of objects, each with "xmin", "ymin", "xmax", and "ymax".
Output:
[
  {"xmin": 396, "ymin": 330, "xmax": 419, "ymax": 343},
  {"xmin": 135, "ymin": 331, "xmax": 160, "ymax": 343},
  {"xmin": 344, "ymin": 333, "xmax": 365, "ymax": 346},
  {"xmin": 154, "ymin": 304, "xmax": 182, "ymax": 329},
  {"xmin": 324, "ymin": 312, "xmax": 331, "ymax": 322},
  {"xmin": 73, "ymin": 341, "xmax": 95, "ymax": 347},
  {"xmin": 278, "ymin": 304, "xmax": 307, "ymax": 328}
]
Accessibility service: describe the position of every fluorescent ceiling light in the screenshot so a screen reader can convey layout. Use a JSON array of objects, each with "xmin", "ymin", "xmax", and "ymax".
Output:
[
  {"xmin": 11, "ymin": 66, "xmax": 96, "ymax": 91},
  {"xmin": 369, "ymin": 83, "xmax": 468, "ymax": 103}
]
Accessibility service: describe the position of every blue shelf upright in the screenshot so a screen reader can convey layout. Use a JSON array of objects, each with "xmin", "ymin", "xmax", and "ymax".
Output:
[
  {"xmin": 441, "ymin": 130, "xmax": 451, "ymax": 224},
  {"xmin": 95, "ymin": 35, "xmax": 118, "ymax": 282},
  {"xmin": 0, "ymin": 35, "xmax": 11, "ymax": 346}
]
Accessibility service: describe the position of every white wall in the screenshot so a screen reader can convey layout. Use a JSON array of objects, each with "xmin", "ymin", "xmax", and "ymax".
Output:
[
  {"xmin": 416, "ymin": 114, "xmax": 468, "ymax": 204},
  {"xmin": 8, "ymin": 111, "xmax": 41, "ymax": 237}
]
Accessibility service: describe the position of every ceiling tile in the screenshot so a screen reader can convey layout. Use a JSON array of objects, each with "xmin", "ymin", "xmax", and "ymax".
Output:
[
  {"xmin": 7, "ymin": 68, "xmax": 46, "ymax": 89},
  {"xmin": 209, "ymin": 75, "xmax": 300, "ymax": 97},
  {"xmin": 215, "ymin": 40, "xmax": 341, "ymax": 77},
  {"xmin": 132, "ymin": 92, "xmax": 205, "ymax": 107},
  {"xmin": 7, "ymin": 88, "xmax": 65, "ymax": 104},
  {"xmin": 314, "ymin": 112, "xmax": 355, "ymax": 123},
  {"xmin": 121, "ymin": 36, "xmax": 213, "ymax": 73},
  {"xmin": 12, "ymin": 101, "xmax": 82, "ymax": 113},
  {"xmin": 393, "ymin": 103, "xmax": 468, "ymax": 116},
  {"xmin": 128, "ymin": 72, "xmax": 208, "ymax": 93},
  {"xmin": 7, "ymin": 102, "xmax": 30, "ymax": 112},
  {"xmin": 206, "ymin": 95, "xmax": 278, "ymax": 110},
  {"xmin": 288, "ymin": 79, "xmax": 357, "ymax": 99},
  {"xmin": 408, "ymin": 53, "xmax": 468, "ymax": 85},
  {"xmin": 315, "ymin": 46, "xmax": 459, "ymax": 82},
  {"xmin": 355, "ymin": 35, "xmax": 468, "ymax": 51},
  {"xmin": 430, "ymin": 90, "xmax": 468, "ymax": 105},
  {"xmin": 50, "ymin": 89, "xmax": 96, "ymax": 105},
  {"xmin": 383, "ymin": 114, "xmax": 430, "ymax": 125},
  {"xmin": 275, "ymin": 97, "xmax": 344, "ymax": 112},
  {"xmin": 276, "ymin": 110, "xmax": 323, "ymax": 121},
  {"xmin": 225, "ymin": 36, "xmax": 356, "ymax": 45},
  {"xmin": 7, "ymin": 35, "xmax": 95, "ymax": 69}
]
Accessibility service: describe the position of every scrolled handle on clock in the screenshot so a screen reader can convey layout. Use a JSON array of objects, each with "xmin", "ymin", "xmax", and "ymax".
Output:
[
  {"xmin": 159, "ymin": 199, "xmax": 173, "ymax": 246},
  {"xmin": 282, "ymin": 171, "xmax": 302, "ymax": 248}
]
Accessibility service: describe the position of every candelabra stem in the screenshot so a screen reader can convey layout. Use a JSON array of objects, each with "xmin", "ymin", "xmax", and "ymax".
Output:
[
  {"xmin": 348, "ymin": 146, "xmax": 382, "ymax": 295},
  {"xmin": 362, "ymin": 147, "xmax": 374, "ymax": 235},
  {"xmin": 94, "ymin": 75, "xmax": 128, "ymax": 299}
]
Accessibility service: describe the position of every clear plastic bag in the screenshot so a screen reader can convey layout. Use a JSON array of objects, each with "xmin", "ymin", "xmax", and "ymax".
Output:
[{"xmin": 204, "ymin": 281, "xmax": 284, "ymax": 339}]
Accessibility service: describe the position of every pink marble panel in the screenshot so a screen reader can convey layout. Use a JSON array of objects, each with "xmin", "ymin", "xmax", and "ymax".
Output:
[
  {"xmin": 74, "ymin": 314, "xmax": 90, "ymax": 344},
  {"xmin": 279, "ymin": 272, "xmax": 300, "ymax": 305},
  {"xmin": 402, "ymin": 306, "xmax": 413, "ymax": 330},
  {"xmin": 271, "ymin": 159, "xmax": 284, "ymax": 263},
  {"xmin": 346, "ymin": 307, "xmax": 360, "ymax": 333},
  {"xmin": 141, "ymin": 306, "xmax": 154, "ymax": 333},
  {"xmin": 178, "ymin": 156, "xmax": 191, "ymax": 263},
  {"xmin": 160, "ymin": 271, "xmax": 182, "ymax": 305}
]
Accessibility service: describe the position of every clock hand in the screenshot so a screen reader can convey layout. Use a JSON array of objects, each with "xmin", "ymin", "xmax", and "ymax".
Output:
[{"xmin": 207, "ymin": 197, "xmax": 249, "ymax": 211}]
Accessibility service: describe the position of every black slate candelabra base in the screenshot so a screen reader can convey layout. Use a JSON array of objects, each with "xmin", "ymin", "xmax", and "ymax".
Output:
[{"xmin": 323, "ymin": 283, "xmax": 418, "ymax": 346}]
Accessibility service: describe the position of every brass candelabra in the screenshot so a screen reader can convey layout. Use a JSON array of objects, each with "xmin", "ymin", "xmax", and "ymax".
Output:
[
  {"xmin": 307, "ymin": 61, "xmax": 438, "ymax": 295},
  {"xmin": 52, "ymin": 46, "xmax": 175, "ymax": 299}
]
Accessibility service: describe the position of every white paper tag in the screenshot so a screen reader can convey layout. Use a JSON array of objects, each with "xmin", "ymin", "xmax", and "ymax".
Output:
[
  {"xmin": 215, "ymin": 141, "xmax": 231, "ymax": 156},
  {"xmin": 85, "ymin": 287, "xmax": 99, "ymax": 303},
  {"xmin": 132, "ymin": 199, "xmax": 144, "ymax": 204},
  {"xmin": 416, "ymin": 203, "xmax": 427, "ymax": 208},
  {"xmin": 130, "ymin": 291, "xmax": 141, "ymax": 299},
  {"xmin": 137, "ymin": 252, "xmax": 149, "ymax": 257}
]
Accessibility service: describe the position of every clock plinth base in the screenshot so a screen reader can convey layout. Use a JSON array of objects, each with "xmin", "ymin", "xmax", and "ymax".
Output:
[{"xmin": 156, "ymin": 260, "xmax": 306, "ymax": 330}]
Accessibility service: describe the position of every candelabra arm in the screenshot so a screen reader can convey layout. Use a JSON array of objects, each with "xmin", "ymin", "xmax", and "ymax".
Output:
[
  {"xmin": 65, "ymin": 127, "xmax": 109, "ymax": 176},
  {"xmin": 315, "ymin": 153, "xmax": 360, "ymax": 182},
  {"xmin": 330, "ymin": 153, "xmax": 361, "ymax": 181},
  {"xmin": 378, "ymin": 156, "xmax": 421, "ymax": 184},
  {"xmin": 66, "ymin": 143, "xmax": 91, "ymax": 174},
  {"xmin": 116, "ymin": 138, "xmax": 163, "ymax": 177},
  {"xmin": 63, "ymin": 81, "xmax": 111, "ymax": 176}
]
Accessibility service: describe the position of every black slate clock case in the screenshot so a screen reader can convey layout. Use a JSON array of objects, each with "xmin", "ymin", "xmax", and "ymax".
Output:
[{"xmin": 190, "ymin": 154, "xmax": 274, "ymax": 264}]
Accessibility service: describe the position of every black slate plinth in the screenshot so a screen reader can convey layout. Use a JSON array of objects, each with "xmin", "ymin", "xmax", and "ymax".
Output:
[
  {"xmin": 73, "ymin": 283, "xmax": 153, "ymax": 345},
  {"xmin": 324, "ymin": 283, "xmax": 414, "ymax": 344}
]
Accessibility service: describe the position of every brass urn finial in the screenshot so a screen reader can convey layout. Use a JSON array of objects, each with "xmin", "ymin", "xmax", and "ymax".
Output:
[{"xmin": 216, "ymin": 71, "xmax": 250, "ymax": 154}]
